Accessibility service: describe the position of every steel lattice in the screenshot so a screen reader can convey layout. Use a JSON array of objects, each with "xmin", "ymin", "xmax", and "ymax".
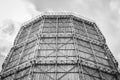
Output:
[{"xmin": 0, "ymin": 12, "xmax": 120, "ymax": 80}]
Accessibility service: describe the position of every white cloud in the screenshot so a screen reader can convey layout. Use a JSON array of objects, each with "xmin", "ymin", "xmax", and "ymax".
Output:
[
  {"xmin": 0, "ymin": 0, "xmax": 39, "ymax": 56},
  {"xmin": 110, "ymin": 1, "xmax": 120, "ymax": 11},
  {"xmin": 0, "ymin": 0, "xmax": 31, "ymax": 23}
]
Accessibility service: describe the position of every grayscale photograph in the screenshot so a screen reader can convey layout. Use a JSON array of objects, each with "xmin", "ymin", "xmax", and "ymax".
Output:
[{"xmin": 0, "ymin": 0, "xmax": 120, "ymax": 80}]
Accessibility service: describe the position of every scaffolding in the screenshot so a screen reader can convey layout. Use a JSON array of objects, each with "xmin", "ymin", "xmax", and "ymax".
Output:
[{"xmin": 0, "ymin": 12, "xmax": 120, "ymax": 80}]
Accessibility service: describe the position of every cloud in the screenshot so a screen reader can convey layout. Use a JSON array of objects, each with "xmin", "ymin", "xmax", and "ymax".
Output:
[
  {"xmin": 0, "ymin": 0, "xmax": 38, "ymax": 56},
  {"xmin": 110, "ymin": 0, "xmax": 120, "ymax": 12},
  {"xmin": 0, "ymin": 20, "xmax": 19, "ymax": 56},
  {"xmin": 1, "ymin": 20, "xmax": 15, "ymax": 35},
  {"xmin": 21, "ymin": 0, "xmax": 40, "ymax": 17}
]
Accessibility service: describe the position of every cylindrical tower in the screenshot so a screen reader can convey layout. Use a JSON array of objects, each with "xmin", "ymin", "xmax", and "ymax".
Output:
[{"xmin": 0, "ymin": 12, "xmax": 120, "ymax": 80}]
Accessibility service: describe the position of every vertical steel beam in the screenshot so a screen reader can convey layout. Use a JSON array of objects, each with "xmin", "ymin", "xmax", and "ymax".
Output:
[
  {"xmin": 55, "ymin": 17, "xmax": 58, "ymax": 80},
  {"xmin": 83, "ymin": 21, "xmax": 104, "ymax": 80},
  {"xmin": 70, "ymin": 17, "xmax": 85, "ymax": 80},
  {"xmin": 13, "ymin": 24, "xmax": 33, "ymax": 80},
  {"xmin": 30, "ymin": 17, "xmax": 45, "ymax": 80},
  {"xmin": 17, "ymin": 24, "xmax": 32, "ymax": 65},
  {"xmin": 34, "ymin": 17, "xmax": 44, "ymax": 59},
  {"xmin": 1, "ymin": 48, "xmax": 14, "ymax": 72}
]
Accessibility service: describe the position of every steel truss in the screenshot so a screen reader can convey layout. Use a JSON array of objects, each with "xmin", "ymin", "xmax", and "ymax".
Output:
[{"xmin": 0, "ymin": 12, "xmax": 120, "ymax": 80}]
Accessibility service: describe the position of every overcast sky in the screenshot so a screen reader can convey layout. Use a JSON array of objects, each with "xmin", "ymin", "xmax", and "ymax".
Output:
[{"xmin": 0, "ymin": 0, "xmax": 120, "ymax": 65}]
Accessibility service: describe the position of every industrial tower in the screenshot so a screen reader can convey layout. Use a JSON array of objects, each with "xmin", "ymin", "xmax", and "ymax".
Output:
[{"xmin": 0, "ymin": 12, "xmax": 120, "ymax": 80}]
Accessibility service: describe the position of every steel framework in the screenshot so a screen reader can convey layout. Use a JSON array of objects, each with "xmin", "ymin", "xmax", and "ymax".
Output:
[{"xmin": 0, "ymin": 12, "xmax": 120, "ymax": 80}]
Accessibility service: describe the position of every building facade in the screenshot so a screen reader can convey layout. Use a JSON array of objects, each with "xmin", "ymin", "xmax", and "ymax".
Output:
[{"xmin": 0, "ymin": 12, "xmax": 120, "ymax": 80}]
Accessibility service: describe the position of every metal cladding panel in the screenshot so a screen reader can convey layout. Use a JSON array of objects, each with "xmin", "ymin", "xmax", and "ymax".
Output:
[{"xmin": 1, "ymin": 13, "xmax": 119, "ymax": 80}]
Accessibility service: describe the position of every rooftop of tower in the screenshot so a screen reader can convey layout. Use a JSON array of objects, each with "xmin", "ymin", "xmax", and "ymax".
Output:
[
  {"xmin": 14, "ymin": 11, "xmax": 105, "ymax": 46},
  {"xmin": 21, "ymin": 12, "xmax": 95, "ymax": 27}
]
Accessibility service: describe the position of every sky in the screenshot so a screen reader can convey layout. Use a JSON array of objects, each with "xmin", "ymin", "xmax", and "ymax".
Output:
[{"xmin": 0, "ymin": 0, "xmax": 120, "ymax": 67}]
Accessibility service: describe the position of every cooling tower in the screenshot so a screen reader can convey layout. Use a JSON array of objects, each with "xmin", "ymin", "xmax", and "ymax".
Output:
[{"xmin": 0, "ymin": 12, "xmax": 120, "ymax": 80}]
